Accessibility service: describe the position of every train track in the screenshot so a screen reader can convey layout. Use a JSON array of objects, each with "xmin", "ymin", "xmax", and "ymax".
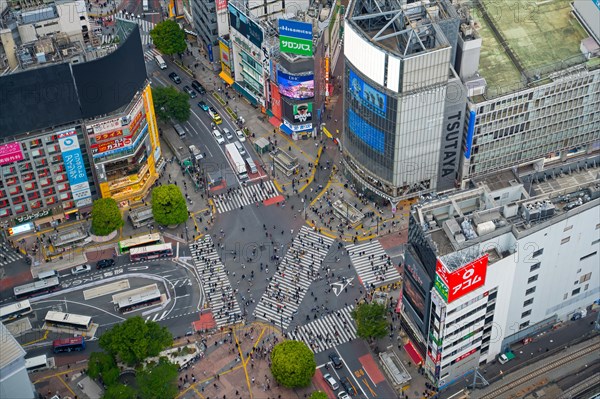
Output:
[{"xmin": 478, "ymin": 340, "xmax": 600, "ymax": 399}]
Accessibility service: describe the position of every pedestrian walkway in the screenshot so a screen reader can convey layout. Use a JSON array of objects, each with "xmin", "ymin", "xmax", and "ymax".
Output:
[
  {"xmin": 190, "ymin": 236, "xmax": 242, "ymax": 327},
  {"xmin": 346, "ymin": 240, "xmax": 401, "ymax": 289},
  {"xmin": 0, "ymin": 244, "xmax": 23, "ymax": 267},
  {"xmin": 212, "ymin": 181, "xmax": 280, "ymax": 214},
  {"xmin": 116, "ymin": 12, "xmax": 154, "ymax": 43},
  {"xmin": 252, "ymin": 225, "xmax": 335, "ymax": 330},
  {"xmin": 144, "ymin": 48, "xmax": 162, "ymax": 62},
  {"xmin": 286, "ymin": 305, "xmax": 357, "ymax": 353}
]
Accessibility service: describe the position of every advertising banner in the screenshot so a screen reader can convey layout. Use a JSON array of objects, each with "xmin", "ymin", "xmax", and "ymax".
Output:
[
  {"xmin": 270, "ymin": 82, "xmax": 282, "ymax": 119},
  {"xmin": 87, "ymin": 117, "xmax": 122, "ymax": 135},
  {"xmin": 92, "ymin": 136, "xmax": 133, "ymax": 155},
  {"xmin": 228, "ymin": 4, "xmax": 263, "ymax": 49},
  {"xmin": 216, "ymin": 0, "xmax": 227, "ymax": 11},
  {"xmin": 58, "ymin": 130, "xmax": 92, "ymax": 206},
  {"xmin": 278, "ymin": 71, "xmax": 314, "ymax": 99},
  {"xmin": 348, "ymin": 109, "xmax": 385, "ymax": 154},
  {"xmin": 280, "ymin": 35, "xmax": 313, "ymax": 56},
  {"xmin": 283, "ymin": 101, "xmax": 313, "ymax": 123},
  {"xmin": 278, "ymin": 19, "xmax": 312, "ymax": 40},
  {"xmin": 435, "ymin": 255, "xmax": 489, "ymax": 303},
  {"xmin": 93, "ymin": 130, "xmax": 123, "ymax": 143},
  {"xmin": 93, "ymin": 125, "xmax": 148, "ymax": 159},
  {"xmin": 282, "ymin": 119, "xmax": 312, "ymax": 132},
  {"xmin": 455, "ymin": 348, "xmax": 477, "ymax": 363},
  {"xmin": 348, "ymin": 69, "xmax": 387, "ymax": 116},
  {"xmin": 219, "ymin": 40, "xmax": 231, "ymax": 68},
  {"xmin": 0, "ymin": 142, "xmax": 24, "ymax": 166}
]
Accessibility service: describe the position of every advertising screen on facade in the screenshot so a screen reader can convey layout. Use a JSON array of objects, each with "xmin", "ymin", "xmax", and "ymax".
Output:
[
  {"xmin": 283, "ymin": 101, "xmax": 313, "ymax": 123},
  {"xmin": 0, "ymin": 142, "xmax": 24, "ymax": 166},
  {"xmin": 348, "ymin": 109, "xmax": 385, "ymax": 154},
  {"xmin": 403, "ymin": 277, "xmax": 426, "ymax": 319},
  {"xmin": 434, "ymin": 254, "xmax": 489, "ymax": 303},
  {"xmin": 57, "ymin": 129, "xmax": 92, "ymax": 207},
  {"xmin": 278, "ymin": 71, "xmax": 314, "ymax": 99},
  {"xmin": 348, "ymin": 70, "xmax": 386, "ymax": 116},
  {"xmin": 228, "ymin": 4, "xmax": 263, "ymax": 48},
  {"xmin": 278, "ymin": 19, "xmax": 313, "ymax": 56}
]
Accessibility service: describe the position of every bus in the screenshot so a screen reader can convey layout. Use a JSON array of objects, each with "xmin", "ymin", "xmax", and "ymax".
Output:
[
  {"xmin": 37, "ymin": 270, "xmax": 58, "ymax": 280},
  {"xmin": 117, "ymin": 286, "xmax": 162, "ymax": 312},
  {"xmin": 0, "ymin": 300, "xmax": 33, "ymax": 322},
  {"xmin": 142, "ymin": 0, "xmax": 149, "ymax": 11},
  {"xmin": 25, "ymin": 355, "xmax": 48, "ymax": 372},
  {"xmin": 14, "ymin": 277, "xmax": 60, "ymax": 299},
  {"xmin": 118, "ymin": 233, "xmax": 161, "ymax": 253},
  {"xmin": 225, "ymin": 143, "xmax": 248, "ymax": 180},
  {"xmin": 53, "ymin": 336, "xmax": 86, "ymax": 353},
  {"xmin": 45, "ymin": 311, "xmax": 92, "ymax": 331},
  {"xmin": 130, "ymin": 243, "xmax": 173, "ymax": 261}
]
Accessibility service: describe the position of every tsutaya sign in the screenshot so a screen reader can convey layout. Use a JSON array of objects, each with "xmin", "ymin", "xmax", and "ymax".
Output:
[
  {"xmin": 278, "ymin": 19, "xmax": 313, "ymax": 56},
  {"xmin": 434, "ymin": 254, "xmax": 489, "ymax": 303}
]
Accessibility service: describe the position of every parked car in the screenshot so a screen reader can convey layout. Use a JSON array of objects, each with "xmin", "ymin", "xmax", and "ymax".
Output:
[
  {"xmin": 183, "ymin": 85, "xmax": 197, "ymax": 98},
  {"xmin": 197, "ymin": 101, "xmax": 209, "ymax": 111},
  {"xmin": 235, "ymin": 129, "xmax": 246, "ymax": 142},
  {"xmin": 96, "ymin": 259, "xmax": 115, "ymax": 269},
  {"xmin": 340, "ymin": 377, "xmax": 356, "ymax": 395},
  {"xmin": 223, "ymin": 127, "xmax": 233, "ymax": 140},
  {"xmin": 71, "ymin": 264, "xmax": 92, "ymax": 275},
  {"xmin": 329, "ymin": 352, "xmax": 343, "ymax": 369},
  {"xmin": 191, "ymin": 80, "xmax": 206, "ymax": 94},
  {"xmin": 213, "ymin": 129, "xmax": 225, "ymax": 144},
  {"xmin": 323, "ymin": 374, "xmax": 339, "ymax": 391},
  {"xmin": 497, "ymin": 350, "xmax": 515, "ymax": 364},
  {"xmin": 338, "ymin": 392, "xmax": 351, "ymax": 399},
  {"xmin": 168, "ymin": 72, "xmax": 181, "ymax": 84}
]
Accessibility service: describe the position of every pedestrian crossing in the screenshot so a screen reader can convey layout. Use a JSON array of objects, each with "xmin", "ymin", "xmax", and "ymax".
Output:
[
  {"xmin": 252, "ymin": 225, "xmax": 335, "ymax": 330},
  {"xmin": 286, "ymin": 305, "xmax": 357, "ymax": 353},
  {"xmin": 212, "ymin": 181, "xmax": 280, "ymax": 214},
  {"xmin": 116, "ymin": 13, "xmax": 155, "ymax": 45},
  {"xmin": 144, "ymin": 48, "xmax": 162, "ymax": 62},
  {"xmin": 190, "ymin": 235, "xmax": 242, "ymax": 327},
  {"xmin": 346, "ymin": 240, "xmax": 401, "ymax": 289},
  {"xmin": 0, "ymin": 244, "xmax": 23, "ymax": 266}
]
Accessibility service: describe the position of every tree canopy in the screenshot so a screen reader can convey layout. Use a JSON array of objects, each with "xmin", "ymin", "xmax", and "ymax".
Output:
[
  {"xmin": 149, "ymin": 20, "xmax": 186, "ymax": 56},
  {"xmin": 151, "ymin": 184, "xmax": 188, "ymax": 226},
  {"xmin": 351, "ymin": 302, "xmax": 388, "ymax": 341},
  {"xmin": 137, "ymin": 358, "xmax": 179, "ymax": 399},
  {"xmin": 152, "ymin": 86, "xmax": 191, "ymax": 123},
  {"xmin": 310, "ymin": 391, "xmax": 328, "ymax": 399},
  {"xmin": 270, "ymin": 340, "xmax": 316, "ymax": 388},
  {"xmin": 98, "ymin": 316, "xmax": 173, "ymax": 366},
  {"xmin": 91, "ymin": 198, "xmax": 124, "ymax": 236},
  {"xmin": 103, "ymin": 384, "xmax": 137, "ymax": 399},
  {"xmin": 88, "ymin": 351, "xmax": 119, "ymax": 387}
]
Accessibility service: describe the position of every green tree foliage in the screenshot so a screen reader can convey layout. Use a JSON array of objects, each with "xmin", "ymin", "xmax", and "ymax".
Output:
[
  {"xmin": 270, "ymin": 340, "xmax": 316, "ymax": 388},
  {"xmin": 152, "ymin": 86, "xmax": 191, "ymax": 123},
  {"xmin": 103, "ymin": 384, "xmax": 137, "ymax": 399},
  {"xmin": 88, "ymin": 351, "xmax": 119, "ymax": 386},
  {"xmin": 351, "ymin": 302, "xmax": 388, "ymax": 341},
  {"xmin": 149, "ymin": 20, "xmax": 186, "ymax": 56},
  {"xmin": 151, "ymin": 184, "xmax": 188, "ymax": 226},
  {"xmin": 99, "ymin": 316, "xmax": 173, "ymax": 366},
  {"xmin": 91, "ymin": 198, "xmax": 124, "ymax": 236},
  {"xmin": 137, "ymin": 358, "xmax": 179, "ymax": 399},
  {"xmin": 309, "ymin": 391, "xmax": 328, "ymax": 399}
]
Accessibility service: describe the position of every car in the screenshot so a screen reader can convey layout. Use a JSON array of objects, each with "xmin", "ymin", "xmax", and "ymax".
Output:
[
  {"xmin": 338, "ymin": 392, "xmax": 351, "ymax": 399},
  {"xmin": 197, "ymin": 101, "xmax": 209, "ymax": 111},
  {"xmin": 329, "ymin": 352, "xmax": 343, "ymax": 369},
  {"xmin": 96, "ymin": 259, "xmax": 115, "ymax": 269},
  {"xmin": 71, "ymin": 264, "xmax": 92, "ymax": 275},
  {"xmin": 323, "ymin": 374, "xmax": 339, "ymax": 391},
  {"xmin": 497, "ymin": 351, "xmax": 515, "ymax": 364},
  {"xmin": 168, "ymin": 72, "xmax": 181, "ymax": 84},
  {"xmin": 191, "ymin": 80, "xmax": 206, "ymax": 94},
  {"xmin": 223, "ymin": 127, "xmax": 233, "ymax": 140},
  {"xmin": 213, "ymin": 129, "xmax": 225, "ymax": 144},
  {"xmin": 235, "ymin": 129, "xmax": 246, "ymax": 142},
  {"xmin": 340, "ymin": 377, "xmax": 356, "ymax": 395},
  {"xmin": 183, "ymin": 85, "xmax": 197, "ymax": 98},
  {"xmin": 209, "ymin": 106, "xmax": 217, "ymax": 113}
]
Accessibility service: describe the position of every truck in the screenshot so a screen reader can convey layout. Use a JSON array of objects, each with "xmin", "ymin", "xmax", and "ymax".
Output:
[{"xmin": 497, "ymin": 350, "xmax": 515, "ymax": 364}]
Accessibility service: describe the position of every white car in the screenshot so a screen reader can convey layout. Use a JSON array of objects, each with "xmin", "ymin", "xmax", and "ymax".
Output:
[
  {"xmin": 71, "ymin": 264, "xmax": 91, "ymax": 275},
  {"xmin": 235, "ymin": 129, "xmax": 246, "ymax": 142},
  {"xmin": 338, "ymin": 392, "xmax": 351, "ymax": 399},
  {"xmin": 213, "ymin": 129, "xmax": 225, "ymax": 144},
  {"xmin": 223, "ymin": 127, "xmax": 233, "ymax": 140},
  {"xmin": 323, "ymin": 374, "xmax": 339, "ymax": 390}
]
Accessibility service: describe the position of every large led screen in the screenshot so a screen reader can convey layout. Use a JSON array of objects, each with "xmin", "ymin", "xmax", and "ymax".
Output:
[
  {"xmin": 228, "ymin": 4, "xmax": 263, "ymax": 48},
  {"xmin": 348, "ymin": 109, "xmax": 385, "ymax": 154},
  {"xmin": 348, "ymin": 69, "xmax": 386, "ymax": 116},
  {"xmin": 277, "ymin": 71, "xmax": 314, "ymax": 99}
]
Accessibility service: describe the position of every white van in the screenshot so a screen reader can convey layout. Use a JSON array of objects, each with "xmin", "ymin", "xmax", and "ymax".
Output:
[
  {"xmin": 245, "ymin": 157, "xmax": 257, "ymax": 174},
  {"xmin": 234, "ymin": 141, "xmax": 246, "ymax": 155},
  {"xmin": 154, "ymin": 54, "xmax": 167, "ymax": 70},
  {"xmin": 37, "ymin": 270, "xmax": 58, "ymax": 280}
]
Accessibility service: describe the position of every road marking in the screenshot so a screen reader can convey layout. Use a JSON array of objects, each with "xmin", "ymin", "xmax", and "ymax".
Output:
[
  {"xmin": 335, "ymin": 347, "xmax": 368, "ymax": 398},
  {"xmin": 362, "ymin": 378, "xmax": 377, "ymax": 396},
  {"xmin": 175, "ymin": 294, "xmax": 190, "ymax": 299},
  {"xmin": 128, "ymin": 266, "xmax": 149, "ymax": 271},
  {"xmin": 176, "ymin": 242, "xmax": 180, "ymax": 258},
  {"xmin": 83, "ymin": 280, "xmax": 130, "ymax": 300}
]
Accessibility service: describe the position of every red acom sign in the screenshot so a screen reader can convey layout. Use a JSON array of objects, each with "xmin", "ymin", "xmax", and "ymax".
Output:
[{"xmin": 434, "ymin": 254, "xmax": 489, "ymax": 303}]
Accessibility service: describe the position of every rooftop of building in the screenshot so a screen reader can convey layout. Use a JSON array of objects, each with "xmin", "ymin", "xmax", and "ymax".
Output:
[{"xmin": 0, "ymin": 321, "xmax": 26, "ymax": 370}]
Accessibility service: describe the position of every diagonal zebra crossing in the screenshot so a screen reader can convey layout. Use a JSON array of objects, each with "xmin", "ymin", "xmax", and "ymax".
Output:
[
  {"xmin": 286, "ymin": 305, "xmax": 357, "ymax": 353},
  {"xmin": 346, "ymin": 240, "xmax": 401, "ymax": 289},
  {"xmin": 252, "ymin": 225, "xmax": 335, "ymax": 330},
  {"xmin": 144, "ymin": 48, "xmax": 162, "ymax": 62},
  {"xmin": 190, "ymin": 236, "xmax": 242, "ymax": 327},
  {"xmin": 0, "ymin": 244, "xmax": 23, "ymax": 266},
  {"xmin": 212, "ymin": 181, "xmax": 280, "ymax": 214}
]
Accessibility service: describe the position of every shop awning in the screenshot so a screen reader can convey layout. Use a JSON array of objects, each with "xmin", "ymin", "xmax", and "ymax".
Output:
[
  {"xmin": 219, "ymin": 72, "xmax": 234, "ymax": 86},
  {"xmin": 404, "ymin": 341, "xmax": 423, "ymax": 365},
  {"xmin": 279, "ymin": 123, "xmax": 294, "ymax": 135}
]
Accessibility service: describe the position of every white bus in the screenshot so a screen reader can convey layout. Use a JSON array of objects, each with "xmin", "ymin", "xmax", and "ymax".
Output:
[
  {"xmin": 117, "ymin": 286, "xmax": 162, "ymax": 312},
  {"xmin": 225, "ymin": 143, "xmax": 248, "ymax": 179},
  {"xmin": 0, "ymin": 300, "xmax": 33, "ymax": 322},
  {"xmin": 45, "ymin": 311, "xmax": 92, "ymax": 331},
  {"xmin": 143, "ymin": 0, "xmax": 149, "ymax": 11},
  {"xmin": 129, "ymin": 243, "xmax": 173, "ymax": 261},
  {"xmin": 25, "ymin": 355, "xmax": 48, "ymax": 372}
]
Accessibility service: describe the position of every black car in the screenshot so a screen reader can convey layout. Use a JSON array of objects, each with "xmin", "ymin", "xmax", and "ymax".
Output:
[
  {"xmin": 169, "ymin": 72, "xmax": 181, "ymax": 84},
  {"xmin": 329, "ymin": 352, "xmax": 343, "ymax": 369},
  {"xmin": 340, "ymin": 377, "xmax": 356, "ymax": 395},
  {"xmin": 191, "ymin": 80, "xmax": 206, "ymax": 94},
  {"xmin": 183, "ymin": 85, "xmax": 197, "ymax": 98},
  {"xmin": 96, "ymin": 259, "xmax": 115, "ymax": 269}
]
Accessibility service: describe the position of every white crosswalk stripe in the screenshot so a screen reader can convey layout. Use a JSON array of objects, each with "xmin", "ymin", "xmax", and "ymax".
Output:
[
  {"xmin": 212, "ymin": 181, "xmax": 280, "ymax": 214},
  {"xmin": 252, "ymin": 225, "xmax": 335, "ymax": 330},
  {"xmin": 190, "ymin": 236, "xmax": 242, "ymax": 327},
  {"xmin": 286, "ymin": 305, "xmax": 357, "ymax": 353},
  {"xmin": 0, "ymin": 244, "xmax": 23, "ymax": 267},
  {"xmin": 115, "ymin": 13, "xmax": 154, "ymax": 45},
  {"xmin": 144, "ymin": 48, "xmax": 162, "ymax": 62},
  {"xmin": 346, "ymin": 241, "xmax": 401, "ymax": 289}
]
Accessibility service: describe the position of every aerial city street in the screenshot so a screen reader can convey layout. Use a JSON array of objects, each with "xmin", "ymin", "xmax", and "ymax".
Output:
[{"xmin": 0, "ymin": 0, "xmax": 599, "ymax": 398}]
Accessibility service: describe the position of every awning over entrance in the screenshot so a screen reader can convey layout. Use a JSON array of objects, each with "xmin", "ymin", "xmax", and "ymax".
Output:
[
  {"xmin": 404, "ymin": 341, "xmax": 423, "ymax": 365},
  {"xmin": 219, "ymin": 72, "xmax": 234, "ymax": 86}
]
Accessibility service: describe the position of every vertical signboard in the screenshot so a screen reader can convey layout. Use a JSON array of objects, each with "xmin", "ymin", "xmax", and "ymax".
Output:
[
  {"xmin": 278, "ymin": 19, "xmax": 313, "ymax": 56},
  {"xmin": 57, "ymin": 129, "xmax": 92, "ymax": 207},
  {"xmin": 270, "ymin": 82, "xmax": 282, "ymax": 119},
  {"xmin": 434, "ymin": 255, "xmax": 489, "ymax": 303}
]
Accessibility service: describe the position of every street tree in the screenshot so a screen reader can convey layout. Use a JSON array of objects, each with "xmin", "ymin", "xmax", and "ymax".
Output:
[
  {"xmin": 99, "ymin": 316, "xmax": 173, "ymax": 366},
  {"xmin": 149, "ymin": 20, "xmax": 186, "ymax": 56},
  {"xmin": 91, "ymin": 198, "xmax": 124, "ymax": 236},
  {"xmin": 152, "ymin": 86, "xmax": 191, "ymax": 122},
  {"xmin": 103, "ymin": 384, "xmax": 137, "ymax": 399},
  {"xmin": 309, "ymin": 391, "xmax": 328, "ymax": 399},
  {"xmin": 351, "ymin": 302, "xmax": 388, "ymax": 342},
  {"xmin": 270, "ymin": 340, "xmax": 316, "ymax": 388},
  {"xmin": 88, "ymin": 352, "xmax": 119, "ymax": 387},
  {"xmin": 137, "ymin": 358, "xmax": 179, "ymax": 399},
  {"xmin": 151, "ymin": 184, "xmax": 188, "ymax": 226}
]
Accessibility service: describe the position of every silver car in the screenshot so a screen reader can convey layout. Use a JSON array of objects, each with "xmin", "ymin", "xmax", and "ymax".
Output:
[
  {"xmin": 71, "ymin": 264, "xmax": 91, "ymax": 275},
  {"xmin": 223, "ymin": 127, "xmax": 233, "ymax": 140}
]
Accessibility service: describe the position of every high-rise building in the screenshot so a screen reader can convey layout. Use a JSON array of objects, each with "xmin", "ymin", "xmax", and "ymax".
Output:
[{"xmin": 0, "ymin": 322, "xmax": 36, "ymax": 399}]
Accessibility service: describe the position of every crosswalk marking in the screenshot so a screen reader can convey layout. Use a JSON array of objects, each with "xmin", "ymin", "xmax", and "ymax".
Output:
[
  {"xmin": 286, "ymin": 305, "xmax": 357, "ymax": 353},
  {"xmin": 190, "ymin": 236, "xmax": 242, "ymax": 327},
  {"xmin": 346, "ymin": 241, "xmax": 401, "ymax": 289},
  {"xmin": 252, "ymin": 225, "xmax": 335, "ymax": 330},
  {"xmin": 144, "ymin": 48, "xmax": 161, "ymax": 62},
  {"xmin": 0, "ymin": 245, "xmax": 23, "ymax": 267},
  {"xmin": 212, "ymin": 181, "xmax": 280, "ymax": 214}
]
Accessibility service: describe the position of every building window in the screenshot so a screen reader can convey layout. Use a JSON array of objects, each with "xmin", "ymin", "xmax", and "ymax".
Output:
[
  {"xmin": 580, "ymin": 273, "xmax": 592, "ymax": 283},
  {"xmin": 564, "ymin": 293, "xmax": 568, "ymax": 300},
  {"xmin": 592, "ymin": 239, "xmax": 600, "ymax": 246},
  {"xmin": 526, "ymin": 287, "xmax": 536, "ymax": 295},
  {"xmin": 580, "ymin": 252, "xmax": 597, "ymax": 261},
  {"xmin": 561, "ymin": 237, "xmax": 570, "ymax": 244},
  {"xmin": 563, "ymin": 225, "xmax": 573, "ymax": 231},
  {"xmin": 523, "ymin": 298, "xmax": 534, "ymax": 307},
  {"xmin": 585, "ymin": 284, "xmax": 589, "ymax": 291},
  {"xmin": 572, "ymin": 288, "xmax": 581, "ymax": 296},
  {"xmin": 521, "ymin": 310, "xmax": 531, "ymax": 318},
  {"xmin": 519, "ymin": 322, "xmax": 530, "ymax": 329},
  {"xmin": 527, "ymin": 275, "xmax": 538, "ymax": 284},
  {"xmin": 529, "ymin": 262, "xmax": 540, "ymax": 272},
  {"xmin": 532, "ymin": 248, "xmax": 544, "ymax": 257}
]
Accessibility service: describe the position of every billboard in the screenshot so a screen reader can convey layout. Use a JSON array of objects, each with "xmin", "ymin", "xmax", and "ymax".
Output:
[
  {"xmin": 216, "ymin": 0, "xmax": 227, "ymax": 11},
  {"xmin": 228, "ymin": 4, "xmax": 263, "ymax": 49},
  {"xmin": 278, "ymin": 71, "xmax": 314, "ymax": 99},
  {"xmin": 279, "ymin": 19, "xmax": 313, "ymax": 56},
  {"xmin": 348, "ymin": 109, "xmax": 385, "ymax": 154},
  {"xmin": 92, "ymin": 136, "xmax": 134, "ymax": 155},
  {"xmin": 282, "ymin": 119, "xmax": 312, "ymax": 132},
  {"xmin": 270, "ymin": 82, "xmax": 282, "ymax": 119},
  {"xmin": 283, "ymin": 101, "xmax": 313, "ymax": 124},
  {"xmin": 348, "ymin": 69, "xmax": 386, "ymax": 116},
  {"xmin": 0, "ymin": 142, "xmax": 24, "ymax": 166},
  {"xmin": 434, "ymin": 254, "xmax": 489, "ymax": 303},
  {"xmin": 57, "ymin": 129, "xmax": 92, "ymax": 207}
]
